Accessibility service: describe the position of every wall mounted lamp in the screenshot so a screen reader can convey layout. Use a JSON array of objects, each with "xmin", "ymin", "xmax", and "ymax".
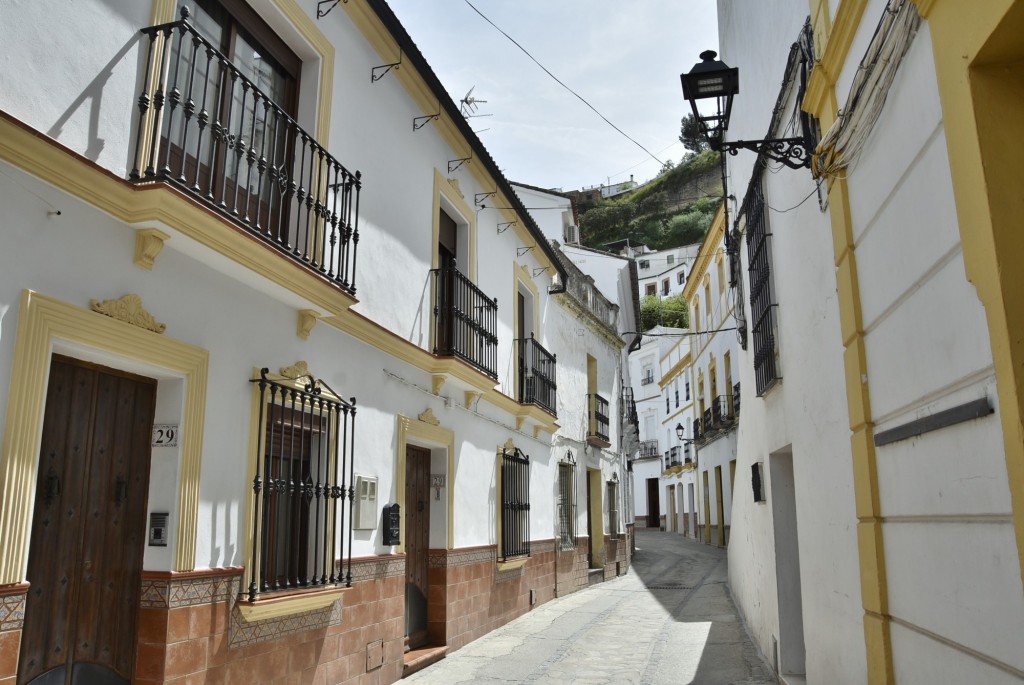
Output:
[{"xmin": 681, "ymin": 50, "xmax": 810, "ymax": 170}]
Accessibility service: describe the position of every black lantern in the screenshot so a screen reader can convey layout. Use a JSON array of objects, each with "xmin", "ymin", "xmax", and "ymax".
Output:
[
  {"xmin": 681, "ymin": 50, "xmax": 810, "ymax": 169},
  {"xmin": 680, "ymin": 50, "xmax": 738, "ymax": 151},
  {"xmin": 675, "ymin": 422, "xmax": 686, "ymax": 441}
]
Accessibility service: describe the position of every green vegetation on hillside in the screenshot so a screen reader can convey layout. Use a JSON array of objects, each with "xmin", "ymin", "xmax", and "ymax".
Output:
[
  {"xmin": 579, "ymin": 150, "xmax": 721, "ymax": 251},
  {"xmin": 640, "ymin": 293, "xmax": 688, "ymax": 330}
]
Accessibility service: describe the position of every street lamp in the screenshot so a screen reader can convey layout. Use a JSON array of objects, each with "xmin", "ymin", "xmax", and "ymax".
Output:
[{"xmin": 681, "ymin": 50, "xmax": 811, "ymax": 170}]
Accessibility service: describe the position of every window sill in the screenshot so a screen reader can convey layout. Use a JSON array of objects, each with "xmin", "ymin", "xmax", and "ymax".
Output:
[
  {"xmin": 236, "ymin": 585, "xmax": 346, "ymax": 622},
  {"xmin": 496, "ymin": 557, "xmax": 529, "ymax": 572}
]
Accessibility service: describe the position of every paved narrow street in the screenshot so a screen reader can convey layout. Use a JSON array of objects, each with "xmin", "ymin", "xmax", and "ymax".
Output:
[{"xmin": 404, "ymin": 530, "xmax": 775, "ymax": 684}]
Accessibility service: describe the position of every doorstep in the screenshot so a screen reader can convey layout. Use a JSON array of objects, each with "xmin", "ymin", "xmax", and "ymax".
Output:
[
  {"xmin": 587, "ymin": 568, "xmax": 604, "ymax": 586},
  {"xmin": 402, "ymin": 645, "xmax": 448, "ymax": 678}
]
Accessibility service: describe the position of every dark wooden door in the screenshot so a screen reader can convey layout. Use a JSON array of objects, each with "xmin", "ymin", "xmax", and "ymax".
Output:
[
  {"xmin": 404, "ymin": 446, "xmax": 431, "ymax": 650},
  {"xmin": 19, "ymin": 356, "xmax": 157, "ymax": 685},
  {"xmin": 646, "ymin": 478, "xmax": 661, "ymax": 528}
]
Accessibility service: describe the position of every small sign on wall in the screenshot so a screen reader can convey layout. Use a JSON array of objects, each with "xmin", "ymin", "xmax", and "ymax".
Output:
[{"xmin": 152, "ymin": 424, "xmax": 178, "ymax": 447}]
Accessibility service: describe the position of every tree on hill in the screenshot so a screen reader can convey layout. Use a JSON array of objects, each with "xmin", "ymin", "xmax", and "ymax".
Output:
[
  {"xmin": 679, "ymin": 113, "xmax": 709, "ymax": 155},
  {"xmin": 640, "ymin": 293, "xmax": 688, "ymax": 330}
]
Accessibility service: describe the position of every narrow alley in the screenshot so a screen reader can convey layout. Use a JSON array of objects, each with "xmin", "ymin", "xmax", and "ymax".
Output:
[{"xmin": 403, "ymin": 530, "xmax": 775, "ymax": 684}]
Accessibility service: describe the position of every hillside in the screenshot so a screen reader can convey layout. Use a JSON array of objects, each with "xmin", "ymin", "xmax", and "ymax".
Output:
[{"xmin": 578, "ymin": 150, "xmax": 722, "ymax": 251}]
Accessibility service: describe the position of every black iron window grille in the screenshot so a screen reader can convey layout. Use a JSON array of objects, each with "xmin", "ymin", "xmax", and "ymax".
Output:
[
  {"xmin": 693, "ymin": 418, "xmax": 702, "ymax": 443},
  {"xmin": 517, "ymin": 335, "xmax": 557, "ymax": 416},
  {"xmin": 674, "ymin": 385, "xmax": 680, "ymax": 407},
  {"xmin": 246, "ymin": 368, "xmax": 355, "ymax": 601},
  {"xmin": 587, "ymin": 394, "xmax": 610, "ymax": 444},
  {"xmin": 432, "ymin": 265, "xmax": 498, "ymax": 378},
  {"xmin": 501, "ymin": 447, "xmax": 531, "ymax": 560},
  {"xmin": 641, "ymin": 371, "xmax": 654, "ymax": 385},
  {"xmin": 132, "ymin": 7, "xmax": 361, "ymax": 295},
  {"xmin": 557, "ymin": 460, "xmax": 577, "ymax": 550},
  {"xmin": 685, "ymin": 379, "xmax": 691, "ymax": 401},
  {"xmin": 733, "ymin": 382, "xmax": 742, "ymax": 415},
  {"xmin": 743, "ymin": 173, "xmax": 781, "ymax": 395},
  {"xmin": 639, "ymin": 440, "xmax": 659, "ymax": 458},
  {"xmin": 703, "ymin": 408, "xmax": 713, "ymax": 435}
]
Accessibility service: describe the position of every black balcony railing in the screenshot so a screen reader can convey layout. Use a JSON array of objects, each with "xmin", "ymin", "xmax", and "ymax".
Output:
[
  {"xmin": 666, "ymin": 446, "xmax": 682, "ymax": 468},
  {"xmin": 622, "ymin": 387, "xmax": 639, "ymax": 429},
  {"xmin": 517, "ymin": 335, "xmax": 557, "ymax": 416},
  {"xmin": 587, "ymin": 394, "xmax": 610, "ymax": 444},
  {"xmin": 693, "ymin": 418, "xmax": 702, "ymax": 443},
  {"xmin": 714, "ymin": 395, "xmax": 735, "ymax": 427},
  {"xmin": 733, "ymin": 382, "xmax": 742, "ymax": 416},
  {"xmin": 431, "ymin": 265, "xmax": 498, "ymax": 378},
  {"xmin": 131, "ymin": 8, "xmax": 361, "ymax": 295},
  {"xmin": 641, "ymin": 375, "xmax": 655, "ymax": 386},
  {"xmin": 639, "ymin": 440, "xmax": 659, "ymax": 458}
]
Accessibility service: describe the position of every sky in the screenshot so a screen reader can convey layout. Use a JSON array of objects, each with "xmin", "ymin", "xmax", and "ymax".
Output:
[{"xmin": 387, "ymin": 1, "xmax": 719, "ymax": 193}]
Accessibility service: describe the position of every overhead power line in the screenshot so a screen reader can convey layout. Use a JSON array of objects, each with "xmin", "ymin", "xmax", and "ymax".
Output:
[{"xmin": 462, "ymin": 0, "xmax": 665, "ymax": 167}]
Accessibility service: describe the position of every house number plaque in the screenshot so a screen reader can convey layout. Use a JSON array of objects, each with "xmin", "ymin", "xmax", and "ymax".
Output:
[{"xmin": 152, "ymin": 424, "xmax": 179, "ymax": 447}]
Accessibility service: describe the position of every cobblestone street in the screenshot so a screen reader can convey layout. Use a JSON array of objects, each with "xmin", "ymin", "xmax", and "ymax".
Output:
[{"xmin": 404, "ymin": 529, "xmax": 775, "ymax": 684}]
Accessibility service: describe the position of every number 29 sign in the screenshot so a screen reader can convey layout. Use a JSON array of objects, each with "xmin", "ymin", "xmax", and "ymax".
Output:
[{"xmin": 152, "ymin": 424, "xmax": 179, "ymax": 447}]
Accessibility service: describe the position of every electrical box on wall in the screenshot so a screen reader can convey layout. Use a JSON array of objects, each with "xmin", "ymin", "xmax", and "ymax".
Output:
[
  {"xmin": 149, "ymin": 512, "xmax": 169, "ymax": 546},
  {"xmin": 353, "ymin": 475, "xmax": 378, "ymax": 529}
]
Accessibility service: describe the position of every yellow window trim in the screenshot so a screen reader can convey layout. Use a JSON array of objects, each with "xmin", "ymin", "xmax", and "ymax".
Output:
[
  {"xmin": 236, "ymin": 585, "xmax": 346, "ymax": 622},
  {"xmin": 682, "ymin": 205, "xmax": 725, "ymax": 300},
  {"xmin": 496, "ymin": 558, "xmax": 529, "ymax": 572},
  {"xmin": 0, "ymin": 290, "xmax": 208, "ymax": 583},
  {"xmin": 432, "ymin": 169, "xmax": 478, "ymax": 280}
]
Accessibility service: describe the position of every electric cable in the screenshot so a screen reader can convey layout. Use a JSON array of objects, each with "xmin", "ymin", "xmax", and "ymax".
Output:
[{"xmin": 463, "ymin": 0, "xmax": 665, "ymax": 167}]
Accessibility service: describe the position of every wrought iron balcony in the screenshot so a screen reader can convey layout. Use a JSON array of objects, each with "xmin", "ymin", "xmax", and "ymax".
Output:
[
  {"xmin": 714, "ymin": 395, "xmax": 736, "ymax": 426},
  {"xmin": 517, "ymin": 335, "xmax": 557, "ymax": 416},
  {"xmin": 131, "ymin": 8, "xmax": 360, "ymax": 295},
  {"xmin": 431, "ymin": 265, "xmax": 498, "ymax": 378},
  {"xmin": 586, "ymin": 393, "xmax": 610, "ymax": 447},
  {"xmin": 667, "ymin": 446, "xmax": 682, "ymax": 468},
  {"xmin": 639, "ymin": 440, "xmax": 660, "ymax": 458},
  {"xmin": 641, "ymin": 374, "xmax": 655, "ymax": 386},
  {"xmin": 733, "ymin": 382, "xmax": 741, "ymax": 416},
  {"xmin": 693, "ymin": 418, "xmax": 702, "ymax": 443},
  {"xmin": 622, "ymin": 387, "xmax": 639, "ymax": 429}
]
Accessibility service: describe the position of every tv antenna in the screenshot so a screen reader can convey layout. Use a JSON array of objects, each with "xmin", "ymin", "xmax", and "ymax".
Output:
[{"xmin": 459, "ymin": 86, "xmax": 493, "ymax": 120}]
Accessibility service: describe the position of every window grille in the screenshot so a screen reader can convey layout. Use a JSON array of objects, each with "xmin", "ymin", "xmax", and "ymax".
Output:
[
  {"xmin": 500, "ymin": 447, "xmax": 531, "ymax": 560},
  {"xmin": 743, "ymin": 169, "xmax": 781, "ymax": 395},
  {"xmin": 557, "ymin": 462, "xmax": 576, "ymax": 550},
  {"xmin": 247, "ymin": 368, "xmax": 355, "ymax": 601}
]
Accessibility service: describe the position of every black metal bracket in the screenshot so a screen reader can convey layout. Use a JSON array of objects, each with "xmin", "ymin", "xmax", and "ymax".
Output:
[
  {"xmin": 532, "ymin": 266, "xmax": 552, "ymax": 277},
  {"xmin": 316, "ymin": 0, "xmax": 347, "ymax": 19},
  {"xmin": 413, "ymin": 112, "xmax": 440, "ymax": 131},
  {"xmin": 448, "ymin": 155, "xmax": 472, "ymax": 173},
  {"xmin": 718, "ymin": 137, "xmax": 811, "ymax": 170},
  {"xmin": 497, "ymin": 221, "xmax": 517, "ymax": 234},
  {"xmin": 516, "ymin": 246, "xmax": 534, "ymax": 257},
  {"xmin": 372, "ymin": 50, "xmax": 402, "ymax": 82},
  {"xmin": 474, "ymin": 191, "xmax": 497, "ymax": 206}
]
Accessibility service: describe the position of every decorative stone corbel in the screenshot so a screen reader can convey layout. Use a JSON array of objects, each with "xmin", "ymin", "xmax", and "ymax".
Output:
[
  {"xmin": 431, "ymin": 375, "xmax": 446, "ymax": 395},
  {"xmin": 464, "ymin": 390, "xmax": 483, "ymax": 408},
  {"xmin": 515, "ymin": 416, "xmax": 527, "ymax": 431},
  {"xmin": 279, "ymin": 361, "xmax": 310, "ymax": 379},
  {"xmin": 533, "ymin": 425, "xmax": 543, "ymax": 439},
  {"xmin": 133, "ymin": 228, "xmax": 170, "ymax": 270},
  {"xmin": 90, "ymin": 294, "xmax": 166, "ymax": 333},
  {"xmin": 417, "ymin": 408, "xmax": 440, "ymax": 426},
  {"xmin": 297, "ymin": 309, "xmax": 321, "ymax": 340}
]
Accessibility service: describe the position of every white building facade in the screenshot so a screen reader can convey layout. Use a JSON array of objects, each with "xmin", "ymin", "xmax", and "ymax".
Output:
[
  {"xmin": 715, "ymin": 0, "xmax": 1024, "ymax": 683},
  {"xmin": 0, "ymin": 1, "xmax": 633, "ymax": 683}
]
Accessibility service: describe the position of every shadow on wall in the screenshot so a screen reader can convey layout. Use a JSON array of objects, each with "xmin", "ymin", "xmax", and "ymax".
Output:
[{"xmin": 47, "ymin": 34, "xmax": 142, "ymax": 164}]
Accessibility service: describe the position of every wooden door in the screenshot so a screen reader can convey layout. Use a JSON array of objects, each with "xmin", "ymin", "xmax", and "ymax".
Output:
[
  {"xmin": 646, "ymin": 478, "xmax": 660, "ymax": 528},
  {"xmin": 404, "ymin": 446, "xmax": 431, "ymax": 650},
  {"xmin": 19, "ymin": 356, "xmax": 157, "ymax": 685}
]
